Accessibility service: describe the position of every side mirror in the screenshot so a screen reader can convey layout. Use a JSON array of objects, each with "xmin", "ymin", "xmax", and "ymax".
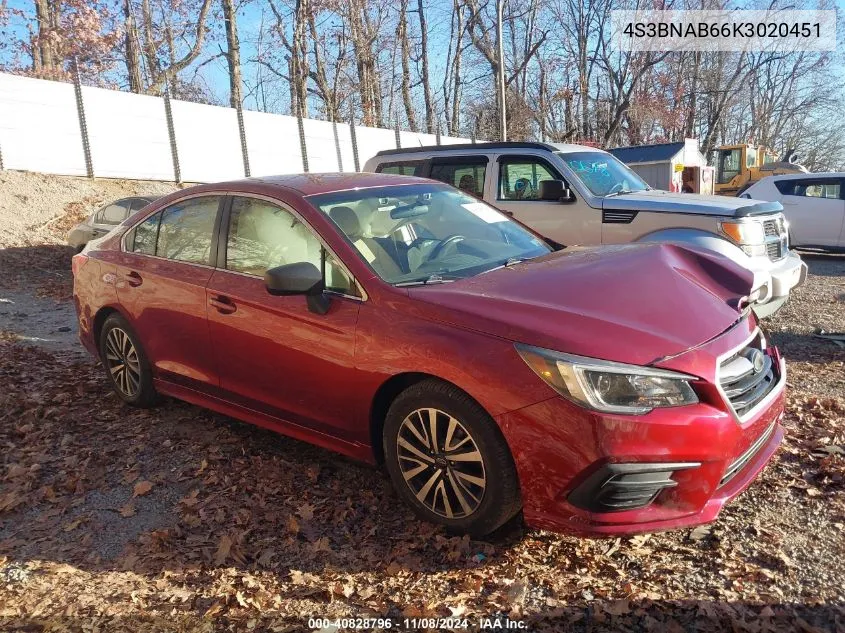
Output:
[
  {"xmin": 265, "ymin": 262, "xmax": 330, "ymax": 314},
  {"xmin": 539, "ymin": 179, "xmax": 576, "ymax": 204}
]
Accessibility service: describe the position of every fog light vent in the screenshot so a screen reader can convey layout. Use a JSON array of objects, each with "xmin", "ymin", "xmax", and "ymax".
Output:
[{"xmin": 568, "ymin": 462, "xmax": 700, "ymax": 513}]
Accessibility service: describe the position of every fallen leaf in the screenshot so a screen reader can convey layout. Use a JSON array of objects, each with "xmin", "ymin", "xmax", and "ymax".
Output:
[
  {"xmin": 214, "ymin": 534, "xmax": 233, "ymax": 566},
  {"xmin": 119, "ymin": 502, "xmax": 136, "ymax": 518},
  {"xmin": 133, "ymin": 480, "xmax": 153, "ymax": 497}
]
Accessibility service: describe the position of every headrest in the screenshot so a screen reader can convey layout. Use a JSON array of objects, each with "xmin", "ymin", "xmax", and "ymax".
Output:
[{"xmin": 329, "ymin": 206, "xmax": 362, "ymax": 239}]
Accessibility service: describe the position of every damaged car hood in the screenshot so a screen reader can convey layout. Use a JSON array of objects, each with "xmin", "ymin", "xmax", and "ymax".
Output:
[{"xmin": 407, "ymin": 243, "xmax": 754, "ymax": 367}]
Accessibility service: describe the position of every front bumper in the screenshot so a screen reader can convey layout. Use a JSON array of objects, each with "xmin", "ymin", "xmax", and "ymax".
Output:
[
  {"xmin": 748, "ymin": 250, "xmax": 807, "ymax": 318},
  {"xmin": 496, "ymin": 321, "xmax": 785, "ymax": 536}
]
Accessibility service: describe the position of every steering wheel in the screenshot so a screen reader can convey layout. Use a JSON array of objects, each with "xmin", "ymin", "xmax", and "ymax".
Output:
[
  {"xmin": 425, "ymin": 234, "xmax": 466, "ymax": 262},
  {"xmin": 608, "ymin": 182, "xmax": 625, "ymax": 195}
]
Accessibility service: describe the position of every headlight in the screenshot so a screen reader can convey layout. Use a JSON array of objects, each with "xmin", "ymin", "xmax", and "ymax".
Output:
[
  {"xmin": 515, "ymin": 344, "xmax": 699, "ymax": 414},
  {"xmin": 720, "ymin": 219, "xmax": 766, "ymax": 257}
]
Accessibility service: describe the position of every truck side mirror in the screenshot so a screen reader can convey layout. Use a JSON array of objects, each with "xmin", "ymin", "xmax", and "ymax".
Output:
[
  {"xmin": 265, "ymin": 262, "xmax": 331, "ymax": 314},
  {"xmin": 539, "ymin": 180, "xmax": 576, "ymax": 204}
]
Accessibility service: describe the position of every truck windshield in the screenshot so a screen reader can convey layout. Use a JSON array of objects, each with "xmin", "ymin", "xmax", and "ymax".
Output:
[{"xmin": 555, "ymin": 151, "xmax": 649, "ymax": 197}]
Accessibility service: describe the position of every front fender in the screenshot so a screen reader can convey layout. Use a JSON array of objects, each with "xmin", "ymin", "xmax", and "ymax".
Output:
[{"xmin": 636, "ymin": 229, "xmax": 773, "ymax": 303}]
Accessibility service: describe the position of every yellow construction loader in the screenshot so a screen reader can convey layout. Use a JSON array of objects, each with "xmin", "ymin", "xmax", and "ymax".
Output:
[{"xmin": 714, "ymin": 144, "xmax": 807, "ymax": 196}]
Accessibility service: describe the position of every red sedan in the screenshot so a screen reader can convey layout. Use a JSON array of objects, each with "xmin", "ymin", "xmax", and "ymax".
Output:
[{"xmin": 72, "ymin": 173, "xmax": 785, "ymax": 536}]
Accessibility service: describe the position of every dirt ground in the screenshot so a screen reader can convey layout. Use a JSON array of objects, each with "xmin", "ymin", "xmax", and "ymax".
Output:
[
  {"xmin": 0, "ymin": 170, "xmax": 180, "ymax": 248},
  {"xmin": 0, "ymin": 173, "xmax": 843, "ymax": 632}
]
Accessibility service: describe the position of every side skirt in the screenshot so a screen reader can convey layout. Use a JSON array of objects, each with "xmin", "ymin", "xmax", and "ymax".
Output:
[{"xmin": 153, "ymin": 378, "xmax": 375, "ymax": 464}]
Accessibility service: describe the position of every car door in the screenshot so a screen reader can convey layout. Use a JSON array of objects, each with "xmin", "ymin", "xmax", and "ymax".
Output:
[
  {"xmin": 776, "ymin": 178, "xmax": 845, "ymax": 248},
  {"xmin": 205, "ymin": 195, "xmax": 362, "ymax": 441},
  {"xmin": 493, "ymin": 154, "xmax": 600, "ymax": 246},
  {"xmin": 116, "ymin": 195, "xmax": 223, "ymax": 391}
]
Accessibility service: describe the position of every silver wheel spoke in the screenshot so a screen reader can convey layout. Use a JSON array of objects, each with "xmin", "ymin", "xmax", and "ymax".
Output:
[
  {"xmin": 397, "ymin": 438, "xmax": 434, "ymax": 464},
  {"xmin": 404, "ymin": 413, "xmax": 431, "ymax": 450},
  {"xmin": 448, "ymin": 449, "xmax": 482, "ymax": 463},
  {"xmin": 401, "ymin": 460, "xmax": 429, "ymax": 481},
  {"xmin": 426, "ymin": 409, "xmax": 439, "ymax": 452},
  {"xmin": 415, "ymin": 469, "xmax": 441, "ymax": 503},
  {"xmin": 435, "ymin": 480, "xmax": 453, "ymax": 518},
  {"xmin": 447, "ymin": 470, "xmax": 475, "ymax": 515},
  {"xmin": 454, "ymin": 470, "xmax": 486, "ymax": 487}
]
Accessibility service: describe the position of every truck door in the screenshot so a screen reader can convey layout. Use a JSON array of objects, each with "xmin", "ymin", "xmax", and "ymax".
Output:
[{"xmin": 492, "ymin": 154, "xmax": 600, "ymax": 246}]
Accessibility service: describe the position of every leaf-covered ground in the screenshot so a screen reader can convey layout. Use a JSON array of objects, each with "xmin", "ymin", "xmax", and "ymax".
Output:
[{"xmin": 1, "ymin": 246, "xmax": 843, "ymax": 633}]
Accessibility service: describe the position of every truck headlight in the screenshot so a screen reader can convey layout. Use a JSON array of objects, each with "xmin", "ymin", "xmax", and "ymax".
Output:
[
  {"xmin": 515, "ymin": 344, "xmax": 699, "ymax": 414},
  {"xmin": 720, "ymin": 220, "xmax": 766, "ymax": 256}
]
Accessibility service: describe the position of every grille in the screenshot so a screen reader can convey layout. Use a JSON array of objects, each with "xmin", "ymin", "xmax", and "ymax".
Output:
[
  {"xmin": 719, "ymin": 339, "xmax": 778, "ymax": 419},
  {"xmin": 766, "ymin": 241, "xmax": 783, "ymax": 260},
  {"xmin": 763, "ymin": 220, "xmax": 779, "ymax": 237},
  {"xmin": 720, "ymin": 422, "xmax": 776, "ymax": 487}
]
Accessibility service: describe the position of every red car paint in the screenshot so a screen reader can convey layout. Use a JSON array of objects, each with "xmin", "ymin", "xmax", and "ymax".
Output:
[{"xmin": 72, "ymin": 173, "xmax": 784, "ymax": 535}]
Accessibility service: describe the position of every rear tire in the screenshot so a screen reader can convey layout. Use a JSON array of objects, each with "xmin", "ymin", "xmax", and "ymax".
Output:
[
  {"xmin": 98, "ymin": 313, "xmax": 158, "ymax": 408},
  {"xmin": 383, "ymin": 379, "xmax": 522, "ymax": 537}
]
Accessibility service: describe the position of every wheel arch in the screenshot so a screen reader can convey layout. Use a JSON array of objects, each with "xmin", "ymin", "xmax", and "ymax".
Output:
[
  {"xmin": 369, "ymin": 372, "xmax": 500, "ymax": 465},
  {"xmin": 92, "ymin": 304, "xmax": 130, "ymax": 351}
]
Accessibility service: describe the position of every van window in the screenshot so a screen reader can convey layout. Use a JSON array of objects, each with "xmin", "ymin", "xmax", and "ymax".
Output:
[
  {"xmin": 429, "ymin": 161, "xmax": 486, "ymax": 197},
  {"xmin": 377, "ymin": 161, "xmax": 426, "ymax": 176}
]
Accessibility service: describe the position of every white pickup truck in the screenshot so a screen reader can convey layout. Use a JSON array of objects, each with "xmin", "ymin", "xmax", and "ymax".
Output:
[{"xmin": 364, "ymin": 142, "xmax": 807, "ymax": 317}]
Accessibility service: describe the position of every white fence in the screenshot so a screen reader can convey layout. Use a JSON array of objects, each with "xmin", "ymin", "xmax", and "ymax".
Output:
[{"xmin": 0, "ymin": 72, "xmax": 474, "ymax": 182}]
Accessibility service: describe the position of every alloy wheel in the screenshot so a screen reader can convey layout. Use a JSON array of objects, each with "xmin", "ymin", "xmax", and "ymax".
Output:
[
  {"xmin": 396, "ymin": 408, "xmax": 486, "ymax": 519},
  {"xmin": 104, "ymin": 327, "xmax": 141, "ymax": 397}
]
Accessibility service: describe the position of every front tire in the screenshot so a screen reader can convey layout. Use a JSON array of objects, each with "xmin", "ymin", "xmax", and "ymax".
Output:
[
  {"xmin": 383, "ymin": 379, "xmax": 521, "ymax": 537},
  {"xmin": 98, "ymin": 313, "xmax": 158, "ymax": 407}
]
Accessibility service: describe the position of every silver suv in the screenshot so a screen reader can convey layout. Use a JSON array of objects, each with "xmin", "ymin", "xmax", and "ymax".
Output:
[{"xmin": 364, "ymin": 142, "xmax": 807, "ymax": 317}]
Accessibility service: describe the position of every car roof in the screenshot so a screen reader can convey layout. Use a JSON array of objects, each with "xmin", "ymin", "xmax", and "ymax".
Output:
[
  {"xmin": 176, "ymin": 172, "xmax": 434, "ymax": 198},
  {"xmin": 764, "ymin": 172, "xmax": 845, "ymax": 181},
  {"xmin": 373, "ymin": 141, "xmax": 604, "ymax": 158}
]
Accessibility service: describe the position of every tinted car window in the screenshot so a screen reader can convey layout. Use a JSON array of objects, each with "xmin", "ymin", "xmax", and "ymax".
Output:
[
  {"xmin": 377, "ymin": 161, "xmax": 426, "ymax": 176},
  {"xmin": 430, "ymin": 161, "xmax": 486, "ymax": 197},
  {"xmin": 226, "ymin": 196, "xmax": 354, "ymax": 294},
  {"xmin": 156, "ymin": 196, "xmax": 220, "ymax": 264},
  {"xmin": 131, "ymin": 211, "xmax": 161, "ymax": 256},
  {"xmin": 775, "ymin": 179, "xmax": 841, "ymax": 199}
]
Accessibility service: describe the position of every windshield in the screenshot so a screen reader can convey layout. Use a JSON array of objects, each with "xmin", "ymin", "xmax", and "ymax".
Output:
[
  {"xmin": 308, "ymin": 183, "xmax": 551, "ymax": 285},
  {"xmin": 556, "ymin": 151, "xmax": 649, "ymax": 197}
]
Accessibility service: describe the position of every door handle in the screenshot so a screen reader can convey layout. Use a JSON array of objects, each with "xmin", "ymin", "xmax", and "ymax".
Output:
[
  {"xmin": 125, "ymin": 271, "xmax": 143, "ymax": 287},
  {"xmin": 209, "ymin": 295, "xmax": 237, "ymax": 315}
]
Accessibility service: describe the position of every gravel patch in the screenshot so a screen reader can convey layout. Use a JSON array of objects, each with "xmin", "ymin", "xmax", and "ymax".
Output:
[{"xmin": 0, "ymin": 170, "xmax": 179, "ymax": 248}]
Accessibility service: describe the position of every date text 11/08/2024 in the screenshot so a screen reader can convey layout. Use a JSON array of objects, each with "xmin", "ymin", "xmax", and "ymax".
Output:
[{"xmin": 307, "ymin": 617, "xmax": 527, "ymax": 629}]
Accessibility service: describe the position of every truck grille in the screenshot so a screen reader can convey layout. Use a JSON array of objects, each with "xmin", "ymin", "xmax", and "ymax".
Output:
[
  {"xmin": 766, "ymin": 241, "xmax": 783, "ymax": 260},
  {"xmin": 763, "ymin": 219, "xmax": 779, "ymax": 237},
  {"xmin": 719, "ymin": 336, "xmax": 778, "ymax": 419},
  {"xmin": 761, "ymin": 216, "xmax": 786, "ymax": 262}
]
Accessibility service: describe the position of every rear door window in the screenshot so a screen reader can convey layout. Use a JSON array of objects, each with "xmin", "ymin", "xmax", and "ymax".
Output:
[
  {"xmin": 429, "ymin": 158, "xmax": 487, "ymax": 197},
  {"xmin": 376, "ymin": 161, "xmax": 427, "ymax": 176},
  {"xmin": 96, "ymin": 202, "xmax": 130, "ymax": 225},
  {"xmin": 775, "ymin": 179, "xmax": 841, "ymax": 199},
  {"xmin": 156, "ymin": 196, "xmax": 221, "ymax": 265}
]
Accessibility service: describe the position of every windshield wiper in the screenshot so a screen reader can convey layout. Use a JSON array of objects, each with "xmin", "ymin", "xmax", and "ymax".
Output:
[
  {"xmin": 478, "ymin": 256, "xmax": 531, "ymax": 276},
  {"xmin": 603, "ymin": 189, "xmax": 633, "ymax": 198},
  {"xmin": 394, "ymin": 273, "xmax": 455, "ymax": 287}
]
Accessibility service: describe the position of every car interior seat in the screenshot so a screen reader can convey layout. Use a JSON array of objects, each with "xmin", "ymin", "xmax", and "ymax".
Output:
[{"xmin": 329, "ymin": 206, "xmax": 403, "ymax": 279}]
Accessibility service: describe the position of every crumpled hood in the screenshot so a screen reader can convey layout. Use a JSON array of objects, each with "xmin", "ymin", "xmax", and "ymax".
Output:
[
  {"xmin": 603, "ymin": 189, "xmax": 783, "ymax": 217},
  {"xmin": 407, "ymin": 243, "xmax": 753, "ymax": 366}
]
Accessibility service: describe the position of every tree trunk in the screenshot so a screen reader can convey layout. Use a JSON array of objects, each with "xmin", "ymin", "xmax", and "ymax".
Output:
[
  {"xmin": 398, "ymin": 0, "xmax": 417, "ymax": 131},
  {"xmin": 221, "ymin": 0, "xmax": 242, "ymax": 108},
  {"xmin": 123, "ymin": 0, "xmax": 143, "ymax": 92},
  {"xmin": 417, "ymin": 0, "xmax": 434, "ymax": 133}
]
